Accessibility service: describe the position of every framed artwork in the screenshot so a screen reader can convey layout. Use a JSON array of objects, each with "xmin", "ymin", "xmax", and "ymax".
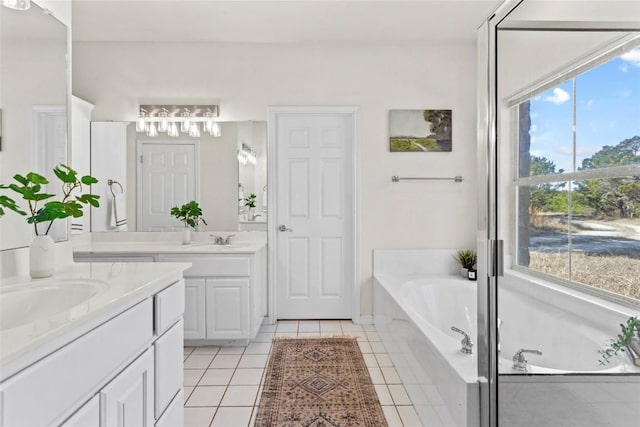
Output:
[{"xmin": 389, "ymin": 109, "xmax": 452, "ymax": 152}]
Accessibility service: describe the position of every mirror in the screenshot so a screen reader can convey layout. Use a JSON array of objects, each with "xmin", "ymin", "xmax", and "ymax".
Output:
[
  {"xmin": 88, "ymin": 121, "xmax": 267, "ymax": 232},
  {"xmin": 0, "ymin": 3, "xmax": 69, "ymax": 250}
]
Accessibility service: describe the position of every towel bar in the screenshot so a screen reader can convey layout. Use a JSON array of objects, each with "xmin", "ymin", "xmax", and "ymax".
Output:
[
  {"xmin": 107, "ymin": 179, "xmax": 124, "ymax": 197},
  {"xmin": 391, "ymin": 175, "xmax": 463, "ymax": 183}
]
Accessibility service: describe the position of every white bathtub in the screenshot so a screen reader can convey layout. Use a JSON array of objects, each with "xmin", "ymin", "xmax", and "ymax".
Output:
[{"xmin": 373, "ymin": 249, "xmax": 640, "ymax": 427}]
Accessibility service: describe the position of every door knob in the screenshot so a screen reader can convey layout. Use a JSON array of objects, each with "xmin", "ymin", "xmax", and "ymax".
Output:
[{"xmin": 278, "ymin": 224, "xmax": 292, "ymax": 232}]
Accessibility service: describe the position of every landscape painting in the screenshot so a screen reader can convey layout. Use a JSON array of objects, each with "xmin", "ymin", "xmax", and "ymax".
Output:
[{"xmin": 389, "ymin": 109, "xmax": 452, "ymax": 152}]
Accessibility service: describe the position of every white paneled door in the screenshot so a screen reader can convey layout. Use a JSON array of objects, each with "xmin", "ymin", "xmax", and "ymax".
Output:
[
  {"xmin": 138, "ymin": 142, "xmax": 198, "ymax": 231},
  {"xmin": 274, "ymin": 109, "xmax": 355, "ymax": 319}
]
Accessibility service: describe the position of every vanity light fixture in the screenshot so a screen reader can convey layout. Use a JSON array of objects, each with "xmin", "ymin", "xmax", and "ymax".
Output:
[
  {"xmin": 238, "ymin": 143, "xmax": 257, "ymax": 165},
  {"xmin": 136, "ymin": 105, "xmax": 221, "ymax": 138},
  {"xmin": 1, "ymin": 0, "xmax": 30, "ymax": 10}
]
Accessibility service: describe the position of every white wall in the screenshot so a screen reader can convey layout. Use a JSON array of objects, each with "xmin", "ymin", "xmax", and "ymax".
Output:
[{"xmin": 73, "ymin": 42, "xmax": 479, "ymax": 315}]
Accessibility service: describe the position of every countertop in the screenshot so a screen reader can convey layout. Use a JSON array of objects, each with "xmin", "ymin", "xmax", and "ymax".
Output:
[
  {"xmin": 0, "ymin": 262, "xmax": 190, "ymax": 380},
  {"xmin": 73, "ymin": 239, "xmax": 267, "ymax": 255}
]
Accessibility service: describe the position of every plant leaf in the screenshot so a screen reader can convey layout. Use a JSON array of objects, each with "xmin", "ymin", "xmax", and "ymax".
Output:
[
  {"xmin": 26, "ymin": 172, "xmax": 49, "ymax": 185},
  {"xmin": 80, "ymin": 175, "xmax": 98, "ymax": 185}
]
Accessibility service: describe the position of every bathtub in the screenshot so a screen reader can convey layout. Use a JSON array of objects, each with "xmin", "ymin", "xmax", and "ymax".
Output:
[{"xmin": 373, "ymin": 249, "xmax": 640, "ymax": 427}]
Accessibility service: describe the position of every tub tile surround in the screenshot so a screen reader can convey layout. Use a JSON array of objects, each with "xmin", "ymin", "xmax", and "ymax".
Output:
[{"xmin": 183, "ymin": 321, "xmax": 426, "ymax": 427}]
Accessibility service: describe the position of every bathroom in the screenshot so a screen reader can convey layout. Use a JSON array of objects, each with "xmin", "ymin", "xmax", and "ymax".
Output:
[{"xmin": 0, "ymin": 0, "xmax": 638, "ymax": 426}]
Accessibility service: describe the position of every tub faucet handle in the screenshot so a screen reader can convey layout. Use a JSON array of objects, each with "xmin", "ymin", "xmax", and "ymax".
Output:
[
  {"xmin": 451, "ymin": 326, "xmax": 473, "ymax": 354},
  {"xmin": 512, "ymin": 348, "xmax": 542, "ymax": 372}
]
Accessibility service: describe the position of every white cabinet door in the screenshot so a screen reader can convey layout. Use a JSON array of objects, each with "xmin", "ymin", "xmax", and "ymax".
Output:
[
  {"xmin": 206, "ymin": 279, "xmax": 250, "ymax": 339},
  {"xmin": 60, "ymin": 394, "xmax": 100, "ymax": 427},
  {"xmin": 101, "ymin": 348, "xmax": 154, "ymax": 427},
  {"xmin": 184, "ymin": 279, "xmax": 206, "ymax": 340},
  {"xmin": 154, "ymin": 320, "xmax": 183, "ymax": 420}
]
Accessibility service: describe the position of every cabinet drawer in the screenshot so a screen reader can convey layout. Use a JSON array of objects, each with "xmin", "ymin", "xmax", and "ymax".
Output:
[
  {"xmin": 155, "ymin": 280, "xmax": 185, "ymax": 335},
  {"xmin": 0, "ymin": 300, "xmax": 153, "ymax": 427},
  {"xmin": 154, "ymin": 320, "xmax": 183, "ymax": 419},
  {"xmin": 159, "ymin": 255, "xmax": 251, "ymax": 277}
]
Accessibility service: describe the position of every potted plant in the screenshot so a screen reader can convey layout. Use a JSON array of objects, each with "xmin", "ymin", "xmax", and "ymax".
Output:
[
  {"xmin": 0, "ymin": 164, "xmax": 99, "ymax": 278},
  {"xmin": 454, "ymin": 249, "xmax": 477, "ymax": 278},
  {"xmin": 244, "ymin": 193, "xmax": 257, "ymax": 219},
  {"xmin": 599, "ymin": 316, "xmax": 640, "ymax": 365},
  {"xmin": 170, "ymin": 200, "xmax": 207, "ymax": 244}
]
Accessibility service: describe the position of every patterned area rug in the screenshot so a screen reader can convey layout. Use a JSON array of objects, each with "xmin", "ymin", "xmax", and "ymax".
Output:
[{"xmin": 255, "ymin": 337, "xmax": 388, "ymax": 427}]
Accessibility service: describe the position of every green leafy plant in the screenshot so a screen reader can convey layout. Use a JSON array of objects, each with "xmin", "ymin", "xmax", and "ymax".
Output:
[
  {"xmin": 599, "ymin": 316, "xmax": 640, "ymax": 365},
  {"xmin": 170, "ymin": 200, "xmax": 207, "ymax": 229},
  {"xmin": 244, "ymin": 193, "xmax": 257, "ymax": 210},
  {"xmin": 454, "ymin": 249, "xmax": 477, "ymax": 269},
  {"xmin": 0, "ymin": 164, "xmax": 99, "ymax": 235}
]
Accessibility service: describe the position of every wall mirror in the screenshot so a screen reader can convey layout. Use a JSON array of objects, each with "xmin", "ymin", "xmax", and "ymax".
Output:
[
  {"xmin": 88, "ymin": 120, "xmax": 267, "ymax": 232},
  {"xmin": 0, "ymin": 3, "xmax": 68, "ymax": 250}
]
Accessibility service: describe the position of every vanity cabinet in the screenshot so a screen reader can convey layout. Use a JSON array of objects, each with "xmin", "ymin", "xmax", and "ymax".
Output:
[{"xmin": 0, "ymin": 279, "xmax": 185, "ymax": 427}]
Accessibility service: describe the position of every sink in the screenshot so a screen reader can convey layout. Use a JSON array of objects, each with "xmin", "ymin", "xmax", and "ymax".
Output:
[
  {"xmin": 181, "ymin": 242, "xmax": 241, "ymax": 250},
  {"xmin": 0, "ymin": 280, "xmax": 107, "ymax": 332}
]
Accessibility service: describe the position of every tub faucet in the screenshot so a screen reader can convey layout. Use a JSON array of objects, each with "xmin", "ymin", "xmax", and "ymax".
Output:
[
  {"xmin": 512, "ymin": 349, "xmax": 542, "ymax": 372},
  {"xmin": 451, "ymin": 326, "xmax": 473, "ymax": 354}
]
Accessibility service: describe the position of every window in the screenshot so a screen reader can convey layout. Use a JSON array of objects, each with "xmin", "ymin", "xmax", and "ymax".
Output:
[{"xmin": 514, "ymin": 43, "xmax": 640, "ymax": 304}]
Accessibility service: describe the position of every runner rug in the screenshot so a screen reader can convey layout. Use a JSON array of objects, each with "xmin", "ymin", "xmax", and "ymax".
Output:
[{"xmin": 254, "ymin": 337, "xmax": 388, "ymax": 427}]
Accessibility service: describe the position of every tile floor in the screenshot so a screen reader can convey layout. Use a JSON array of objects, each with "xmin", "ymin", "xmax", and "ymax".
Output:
[{"xmin": 183, "ymin": 320, "xmax": 424, "ymax": 426}]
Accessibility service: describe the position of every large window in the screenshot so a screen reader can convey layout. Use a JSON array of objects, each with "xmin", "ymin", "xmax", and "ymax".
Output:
[{"xmin": 515, "ymin": 42, "xmax": 640, "ymax": 303}]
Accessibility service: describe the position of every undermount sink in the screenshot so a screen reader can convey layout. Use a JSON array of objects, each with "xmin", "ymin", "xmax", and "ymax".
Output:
[{"xmin": 0, "ymin": 280, "xmax": 107, "ymax": 332}]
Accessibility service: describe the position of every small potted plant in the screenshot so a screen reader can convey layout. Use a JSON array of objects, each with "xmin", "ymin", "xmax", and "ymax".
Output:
[
  {"xmin": 0, "ymin": 164, "xmax": 99, "ymax": 278},
  {"xmin": 599, "ymin": 316, "xmax": 640, "ymax": 366},
  {"xmin": 244, "ymin": 193, "xmax": 257, "ymax": 219},
  {"xmin": 454, "ymin": 249, "xmax": 477, "ymax": 278},
  {"xmin": 170, "ymin": 200, "xmax": 207, "ymax": 244}
]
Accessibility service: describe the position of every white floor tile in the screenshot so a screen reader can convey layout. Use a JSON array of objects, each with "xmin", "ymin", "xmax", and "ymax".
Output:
[
  {"xmin": 298, "ymin": 321, "xmax": 320, "ymax": 332},
  {"xmin": 374, "ymin": 384, "xmax": 394, "ymax": 405},
  {"xmin": 259, "ymin": 324, "xmax": 277, "ymax": 332},
  {"xmin": 199, "ymin": 369, "xmax": 235, "ymax": 386},
  {"xmin": 184, "ymin": 354, "xmax": 215, "ymax": 369},
  {"xmin": 191, "ymin": 346, "xmax": 221, "ymax": 355},
  {"xmin": 276, "ymin": 322, "xmax": 298, "ymax": 332},
  {"xmin": 362, "ymin": 353, "xmax": 378, "ymax": 367},
  {"xmin": 210, "ymin": 354, "xmax": 242, "ymax": 369},
  {"xmin": 367, "ymin": 366, "xmax": 385, "ymax": 384},
  {"xmin": 375, "ymin": 353, "xmax": 394, "ymax": 367},
  {"xmin": 238, "ymin": 354, "xmax": 269, "ymax": 368},
  {"xmin": 184, "ymin": 407, "xmax": 216, "ymax": 427},
  {"xmin": 249, "ymin": 407, "xmax": 258, "ymax": 426},
  {"xmin": 366, "ymin": 331, "xmax": 382, "ymax": 341},
  {"xmin": 274, "ymin": 331, "xmax": 298, "ymax": 338},
  {"xmin": 185, "ymin": 385, "xmax": 226, "ymax": 407},
  {"xmin": 184, "ymin": 347, "xmax": 195, "ymax": 355},
  {"xmin": 370, "ymin": 341, "xmax": 387, "ymax": 353},
  {"xmin": 244, "ymin": 342, "xmax": 271, "ymax": 354},
  {"xmin": 343, "ymin": 331, "xmax": 367, "ymax": 341},
  {"xmin": 184, "ymin": 369, "xmax": 206, "ymax": 386},
  {"xmin": 220, "ymin": 385, "xmax": 260, "ymax": 406},
  {"xmin": 320, "ymin": 321, "xmax": 342, "ymax": 332},
  {"xmin": 211, "ymin": 406, "xmax": 254, "ymax": 427},
  {"xmin": 230, "ymin": 368, "xmax": 264, "ymax": 385},
  {"xmin": 253, "ymin": 332, "xmax": 275, "ymax": 342},
  {"xmin": 358, "ymin": 341, "xmax": 373, "ymax": 354},
  {"xmin": 398, "ymin": 405, "xmax": 426, "ymax": 427},
  {"xmin": 363, "ymin": 324, "xmax": 377, "ymax": 331},
  {"xmin": 217, "ymin": 346, "xmax": 246, "ymax": 355},
  {"xmin": 297, "ymin": 332, "xmax": 322, "ymax": 337},
  {"xmin": 381, "ymin": 366, "xmax": 402, "ymax": 384},
  {"xmin": 381, "ymin": 406, "xmax": 403, "ymax": 427},
  {"xmin": 388, "ymin": 384, "xmax": 412, "ymax": 405},
  {"xmin": 184, "ymin": 386, "xmax": 195, "ymax": 403},
  {"xmin": 321, "ymin": 330, "xmax": 343, "ymax": 336}
]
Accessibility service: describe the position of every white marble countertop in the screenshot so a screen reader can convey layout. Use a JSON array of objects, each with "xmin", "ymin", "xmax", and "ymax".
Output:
[
  {"xmin": 72, "ymin": 231, "xmax": 267, "ymax": 255},
  {"xmin": 0, "ymin": 262, "xmax": 190, "ymax": 380}
]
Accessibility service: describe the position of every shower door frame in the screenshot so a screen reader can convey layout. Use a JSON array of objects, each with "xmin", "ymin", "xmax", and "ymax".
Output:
[{"xmin": 478, "ymin": 1, "xmax": 640, "ymax": 426}]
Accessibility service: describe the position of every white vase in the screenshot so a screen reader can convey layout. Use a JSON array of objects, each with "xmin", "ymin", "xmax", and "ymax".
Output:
[
  {"xmin": 30, "ymin": 235, "xmax": 55, "ymax": 278},
  {"xmin": 182, "ymin": 228, "xmax": 191, "ymax": 245},
  {"xmin": 460, "ymin": 267, "xmax": 468, "ymax": 278}
]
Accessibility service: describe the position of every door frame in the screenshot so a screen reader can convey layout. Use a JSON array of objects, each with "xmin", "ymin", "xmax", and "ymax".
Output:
[
  {"xmin": 267, "ymin": 106, "xmax": 360, "ymax": 324},
  {"xmin": 136, "ymin": 140, "xmax": 200, "ymax": 231}
]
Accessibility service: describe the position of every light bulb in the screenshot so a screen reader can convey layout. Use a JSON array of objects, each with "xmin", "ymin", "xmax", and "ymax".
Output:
[
  {"xmin": 158, "ymin": 109, "xmax": 169, "ymax": 132},
  {"xmin": 168, "ymin": 122, "xmax": 179, "ymax": 137},
  {"xmin": 1, "ymin": 0, "xmax": 31, "ymax": 10},
  {"xmin": 210, "ymin": 121, "xmax": 221, "ymax": 137},
  {"xmin": 189, "ymin": 123, "xmax": 200, "ymax": 138},
  {"xmin": 136, "ymin": 109, "xmax": 147, "ymax": 132},
  {"xmin": 147, "ymin": 122, "xmax": 158, "ymax": 137},
  {"xmin": 181, "ymin": 110, "xmax": 191, "ymax": 133}
]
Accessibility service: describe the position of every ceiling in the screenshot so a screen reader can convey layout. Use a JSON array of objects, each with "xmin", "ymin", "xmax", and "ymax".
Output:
[{"xmin": 72, "ymin": 0, "xmax": 505, "ymax": 45}]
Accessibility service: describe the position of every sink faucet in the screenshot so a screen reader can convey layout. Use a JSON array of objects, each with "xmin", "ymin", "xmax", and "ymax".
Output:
[
  {"xmin": 451, "ymin": 326, "xmax": 474, "ymax": 354},
  {"xmin": 210, "ymin": 234, "xmax": 235, "ymax": 245},
  {"xmin": 248, "ymin": 213, "xmax": 261, "ymax": 221},
  {"xmin": 512, "ymin": 348, "xmax": 542, "ymax": 372}
]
